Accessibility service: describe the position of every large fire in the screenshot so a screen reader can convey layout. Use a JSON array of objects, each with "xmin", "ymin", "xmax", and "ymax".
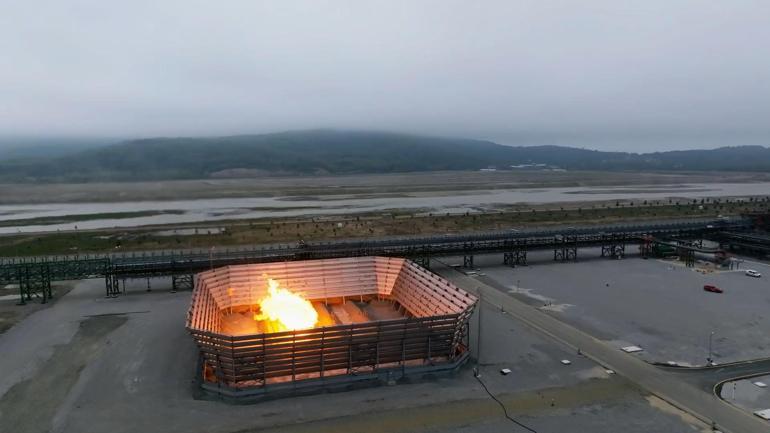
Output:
[{"xmin": 253, "ymin": 278, "xmax": 318, "ymax": 331}]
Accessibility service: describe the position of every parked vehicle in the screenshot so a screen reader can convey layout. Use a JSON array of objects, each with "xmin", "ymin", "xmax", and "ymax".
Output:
[
  {"xmin": 703, "ymin": 285, "xmax": 723, "ymax": 294},
  {"xmin": 745, "ymin": 269, "xmax": 762, "ymax": 278}
]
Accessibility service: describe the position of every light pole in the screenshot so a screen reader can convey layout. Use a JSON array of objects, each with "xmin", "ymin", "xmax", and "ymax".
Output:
[
  {"xmin": 707, "ymin": 331, "xmax": 716, "ymax": 366},
  {"xmin": 474, "ymin": 289, "xmax": 482, "ymax": 377}
]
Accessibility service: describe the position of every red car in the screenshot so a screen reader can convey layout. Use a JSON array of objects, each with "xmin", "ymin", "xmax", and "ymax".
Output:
[{"xmin": 703, "ymin": 285, "xmax": 723, "ymax": 294}]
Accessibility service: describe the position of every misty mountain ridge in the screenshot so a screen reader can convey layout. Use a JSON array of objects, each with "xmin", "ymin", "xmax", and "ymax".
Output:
[{"xmin": 1, "ymin": 130, "xmax": 769, "ymax": 182}]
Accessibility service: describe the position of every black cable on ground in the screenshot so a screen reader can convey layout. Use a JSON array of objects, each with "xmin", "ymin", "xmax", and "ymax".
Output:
[{"xmin": 475, "ymin": 374, "xmax": 539, "ymax": 433}]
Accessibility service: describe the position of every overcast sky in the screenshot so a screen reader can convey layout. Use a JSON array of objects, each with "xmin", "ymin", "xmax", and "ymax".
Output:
[{"xmin": 2, "ymin": 1, "xmax": 770, "ymax": 151}]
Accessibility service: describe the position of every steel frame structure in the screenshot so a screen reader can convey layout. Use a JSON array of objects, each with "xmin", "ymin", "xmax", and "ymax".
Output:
[
  {"xmin": 600, "ymin": 233, "xmax": 627, "ymax": 259},
  {"xmin": 553, "ymin": 235, "xmax": 578, "ymax": 262},
  {"xmin": 0, "ymin": 216, "xmax": 755, "ymax": 303},
  {"xmin": 503, "ymin": 246, "xmax": 528, "ymax": 267},
  {"xmin": 186, "ymin": 257, "xmax": 476, "ymax": 396}
]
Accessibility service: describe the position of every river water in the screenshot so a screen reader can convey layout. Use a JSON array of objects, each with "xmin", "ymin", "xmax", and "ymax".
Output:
[{"xmin": 1, "ymin": 182, "xmax": 768, "ymax": 234}]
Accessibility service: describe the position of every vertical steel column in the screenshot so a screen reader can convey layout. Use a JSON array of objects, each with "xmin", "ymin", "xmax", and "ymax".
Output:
[
  {"xmin": 16, "ymin": 267, "xmax": 25, "ymax": 305},
  {"xmin": 291, "ymin": 331, "xmax": 297, "ymax": 384},
  {"xmin": 320, "ymin": 328, "xmax": 325, "ymax": 380},
  {"xmin": 374, "ymin": 322, "xmax": 381, "ymax": 372}
]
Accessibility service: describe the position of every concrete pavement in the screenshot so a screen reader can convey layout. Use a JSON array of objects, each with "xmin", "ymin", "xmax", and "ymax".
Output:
[
  {"xmin": 666, "ymin": 358, "xmax": 770, "ymax": 394},
  {"xmin": 1, "ymin": 276, "xmax": 708, "ymax": 433},
  {"xmin": 434, "ymin": 261, "xmax": 770, "ymax": 433}
]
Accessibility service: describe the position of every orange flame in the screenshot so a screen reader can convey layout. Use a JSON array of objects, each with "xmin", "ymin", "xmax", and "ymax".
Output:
[{"xmin": 253, "ymin": 278, "xmax": 318, "ymax": 331}]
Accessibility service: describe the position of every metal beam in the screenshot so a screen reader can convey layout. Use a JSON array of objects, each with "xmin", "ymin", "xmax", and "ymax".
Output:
[{"xmin": 0, "ymin": 217, "xmax": 754, "ymax": 304}]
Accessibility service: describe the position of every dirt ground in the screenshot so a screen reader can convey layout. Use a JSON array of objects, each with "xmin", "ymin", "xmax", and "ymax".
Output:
[
  {"xmin": 2, "ymin": 170, "xmax": 769, "ymax": 204},
  {"xmin": 0, "ymin": 315, "xmax": 127, "ymax": 433},
  {"xmin": 245, "ymin": 378, "xmax": 710, "ymax": 433},
  {"xmin": 0, "ymin": 285, "xmax": 72, "ymax": 334}
]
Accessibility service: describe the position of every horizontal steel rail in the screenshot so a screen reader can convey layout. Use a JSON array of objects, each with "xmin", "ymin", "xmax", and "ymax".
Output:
[{"xmin": 716, "ymin": 231, "xmax": 770, "ymax": 253}]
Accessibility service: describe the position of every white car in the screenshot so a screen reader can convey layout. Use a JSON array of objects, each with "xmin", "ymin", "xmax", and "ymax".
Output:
[{"xmin": 745, "ymin": 269, "xmax": 762, "ymax": 278}]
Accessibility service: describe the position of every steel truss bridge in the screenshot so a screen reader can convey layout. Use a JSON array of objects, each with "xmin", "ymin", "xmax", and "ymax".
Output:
[
  {"xmin": 0, "ymin": 217, "xmax": 757, "ymax": 304},
  {"xmin": 716, "ymin": 231, "xmax": 770, "ymax": 255}
]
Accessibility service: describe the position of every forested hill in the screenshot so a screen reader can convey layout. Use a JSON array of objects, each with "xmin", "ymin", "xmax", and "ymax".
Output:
[{"xmin": 1, "ymin": 130, "xmax": 769, "ymax": 182}]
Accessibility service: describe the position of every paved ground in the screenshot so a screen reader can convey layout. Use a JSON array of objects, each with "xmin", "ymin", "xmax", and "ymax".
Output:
[
  {"xmin": 719, "ymin": 374, "xmax": 770, "ymax": 416},
  {"xmin": 436, "ymin": 261, "xmax": 770, "ymax": 433},
  {"xmin": 664, "ymin": 359, "xmax": 770, "ymax": 395},
  {"xmin": 0, "ymin": 277, "xmax": 708, "ymax": 433},
  {"xmin": 463, "ymin": 249, "xmax": 770, "ymax": 366}
]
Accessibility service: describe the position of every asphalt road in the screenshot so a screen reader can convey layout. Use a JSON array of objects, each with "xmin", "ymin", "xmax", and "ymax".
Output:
[
  {"xmin": 2, "ymin": 278, "xmax": 704, "ymax": 433},
  {"xmin": 435, "ymin": 261, "xmax": 770, "ymax": 433},
  {"xmin": 666, "ymin": 358, "xmax": 770, "ymax": 393}
]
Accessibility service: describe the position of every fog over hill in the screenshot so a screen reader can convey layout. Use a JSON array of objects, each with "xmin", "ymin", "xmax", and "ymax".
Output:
[{"xmin": 0, "ymin": 130, "xmax": 769, "ymax": 182}]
